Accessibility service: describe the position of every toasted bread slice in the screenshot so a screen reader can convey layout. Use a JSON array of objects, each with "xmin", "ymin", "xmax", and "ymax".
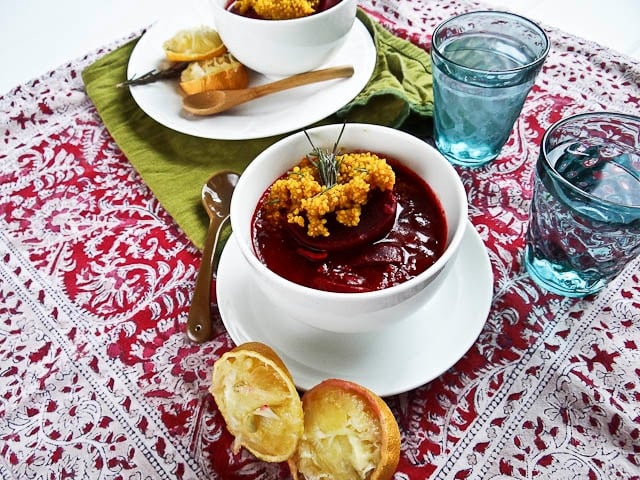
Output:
[{"xmin": 179, "ymin": 54, "xmax": 249, "ymax": 95}]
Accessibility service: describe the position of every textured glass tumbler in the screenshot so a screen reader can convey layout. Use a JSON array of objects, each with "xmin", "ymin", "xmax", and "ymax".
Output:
[
  {"xmin": 431, "ymin": 11, "xmax": 549, "ymax": 167},
  {"xmin": 524, "ymin": 112, "xmax": 640, "ymax": 297}
]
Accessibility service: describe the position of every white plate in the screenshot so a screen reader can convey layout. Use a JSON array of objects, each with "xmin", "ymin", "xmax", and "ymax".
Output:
[
  {"xmin": 216, "ymin": 221, "xmax": 494, "ymax": 396},
  {"xmin": 127, "ymin": 16, "xmax": 376, "ymax": 140}
]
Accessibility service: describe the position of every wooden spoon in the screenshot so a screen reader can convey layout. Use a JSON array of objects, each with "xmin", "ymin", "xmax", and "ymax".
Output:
[
  {"xmin": 187, "ymin": 170, "xmax": 239, "ymax": 344},
  {"xmin": 182, "ymin": 65, "xmax": 354, "ymax": 116}
]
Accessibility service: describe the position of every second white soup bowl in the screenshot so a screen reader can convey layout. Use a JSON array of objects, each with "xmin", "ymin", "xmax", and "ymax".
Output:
[{"xmin": 211, "ymin": 0, "xmax": 357, "ymax": 77}]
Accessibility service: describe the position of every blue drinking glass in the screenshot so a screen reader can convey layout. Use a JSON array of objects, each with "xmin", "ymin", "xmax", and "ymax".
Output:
[
  {"xmin": 524, "ymin": 112, "xmax": 640, "ymax": 297},
  {"xmin": 431, "ymin": 11, "xmax": 549, "ymax": 167}
]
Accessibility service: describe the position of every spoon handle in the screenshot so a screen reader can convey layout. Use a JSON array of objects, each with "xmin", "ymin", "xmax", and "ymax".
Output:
[
  {"xmin": 250, "ymin": 65, "xmax": 355, "ymax": 99},
  {"xmin": 186, "ymin": 215, "xmax": 229, "ymax": 343}
]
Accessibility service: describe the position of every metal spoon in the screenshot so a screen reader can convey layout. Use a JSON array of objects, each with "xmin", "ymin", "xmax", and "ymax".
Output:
[
  {"xmin": 182, "ymin": 65, "xmax": 354, "ymax": 116},
  {"xmin": 187, "ymin": 170, "xmax": 239, "ymax": 343}
]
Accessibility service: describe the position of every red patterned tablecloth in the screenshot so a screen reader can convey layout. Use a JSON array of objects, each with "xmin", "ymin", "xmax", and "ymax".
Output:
[{"xmin": 1, "ymin": 0, "xmax": 639, "ymax": 478}]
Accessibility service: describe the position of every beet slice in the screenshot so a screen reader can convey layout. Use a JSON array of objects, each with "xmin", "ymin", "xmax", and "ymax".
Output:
[{"xmin": 285, "ymin": 189, "xmax": 397, "ymax": 253}]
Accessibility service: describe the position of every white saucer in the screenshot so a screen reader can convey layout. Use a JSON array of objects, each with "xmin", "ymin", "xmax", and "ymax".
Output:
[
  {"xmin": 127, "ymin": 16, "xmax": 376, "ymax": 140},
  {"xmin": 216, "ymin": 221, "xmax": 493, "ymax": 396}
]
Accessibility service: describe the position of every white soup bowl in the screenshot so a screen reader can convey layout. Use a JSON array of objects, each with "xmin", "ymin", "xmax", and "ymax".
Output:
[
  {"xmin": 230, "ymin": 123, "xmax": 468, "ymax": 333},
  {"xmin": 211, "ymin": 0, "xmax": 357, "ymax": 77}
]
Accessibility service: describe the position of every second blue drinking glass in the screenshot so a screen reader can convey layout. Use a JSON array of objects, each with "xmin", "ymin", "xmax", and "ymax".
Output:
[{"xmin": 431, "ymin": 11, "xmax": 549, "ymax": 167}]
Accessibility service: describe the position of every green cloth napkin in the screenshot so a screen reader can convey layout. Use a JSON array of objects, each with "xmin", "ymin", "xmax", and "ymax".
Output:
[
  {"xmin": 82, "ymin": 9, "xmax": 433, "ymax": 250},
  {"xmin": 337, "ymin": 11, "xmax": 433, "ymax": 127}
]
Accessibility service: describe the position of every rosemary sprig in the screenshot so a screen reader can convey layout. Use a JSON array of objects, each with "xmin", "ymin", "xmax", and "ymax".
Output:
[
  {"xmin": 116, "ymin": 61, "xmax": 189, "ymax": 88},
  {"xmin": 304, "ymin": 123, "xmax": 346, "ymax": 188}
]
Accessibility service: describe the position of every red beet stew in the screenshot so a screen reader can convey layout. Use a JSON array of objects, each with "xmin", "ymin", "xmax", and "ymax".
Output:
[
  {"xmin": 251, "ymin": 157, "xmax": 448, "ymax": 293},
  {"xmin": 225, "ymin": 0, "xmax": 342, "ymax": 19}
]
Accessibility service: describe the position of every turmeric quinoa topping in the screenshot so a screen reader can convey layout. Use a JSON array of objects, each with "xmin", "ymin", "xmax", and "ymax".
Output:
[
  {"xmin": 234, "ymin": 0, "xmax": 320, "ymax": 19},
  {"xmin": 264, "ymin": 150, "xmax": 395, "ymax": 238}
]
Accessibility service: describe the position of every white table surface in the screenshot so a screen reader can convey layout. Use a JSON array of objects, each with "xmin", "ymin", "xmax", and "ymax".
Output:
[{"xmin": 1, "ymin": 0, "xmax": 639, "ymax": 96}]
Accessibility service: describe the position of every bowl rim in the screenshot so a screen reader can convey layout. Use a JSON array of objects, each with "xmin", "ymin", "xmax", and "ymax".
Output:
[
  {"xmin": 230, "ymin": 123, "xmax": 469, "ymax": 299},
  {"xmin": 211, "ymin": 0, "xmax": 356, "ymax": 25}
]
